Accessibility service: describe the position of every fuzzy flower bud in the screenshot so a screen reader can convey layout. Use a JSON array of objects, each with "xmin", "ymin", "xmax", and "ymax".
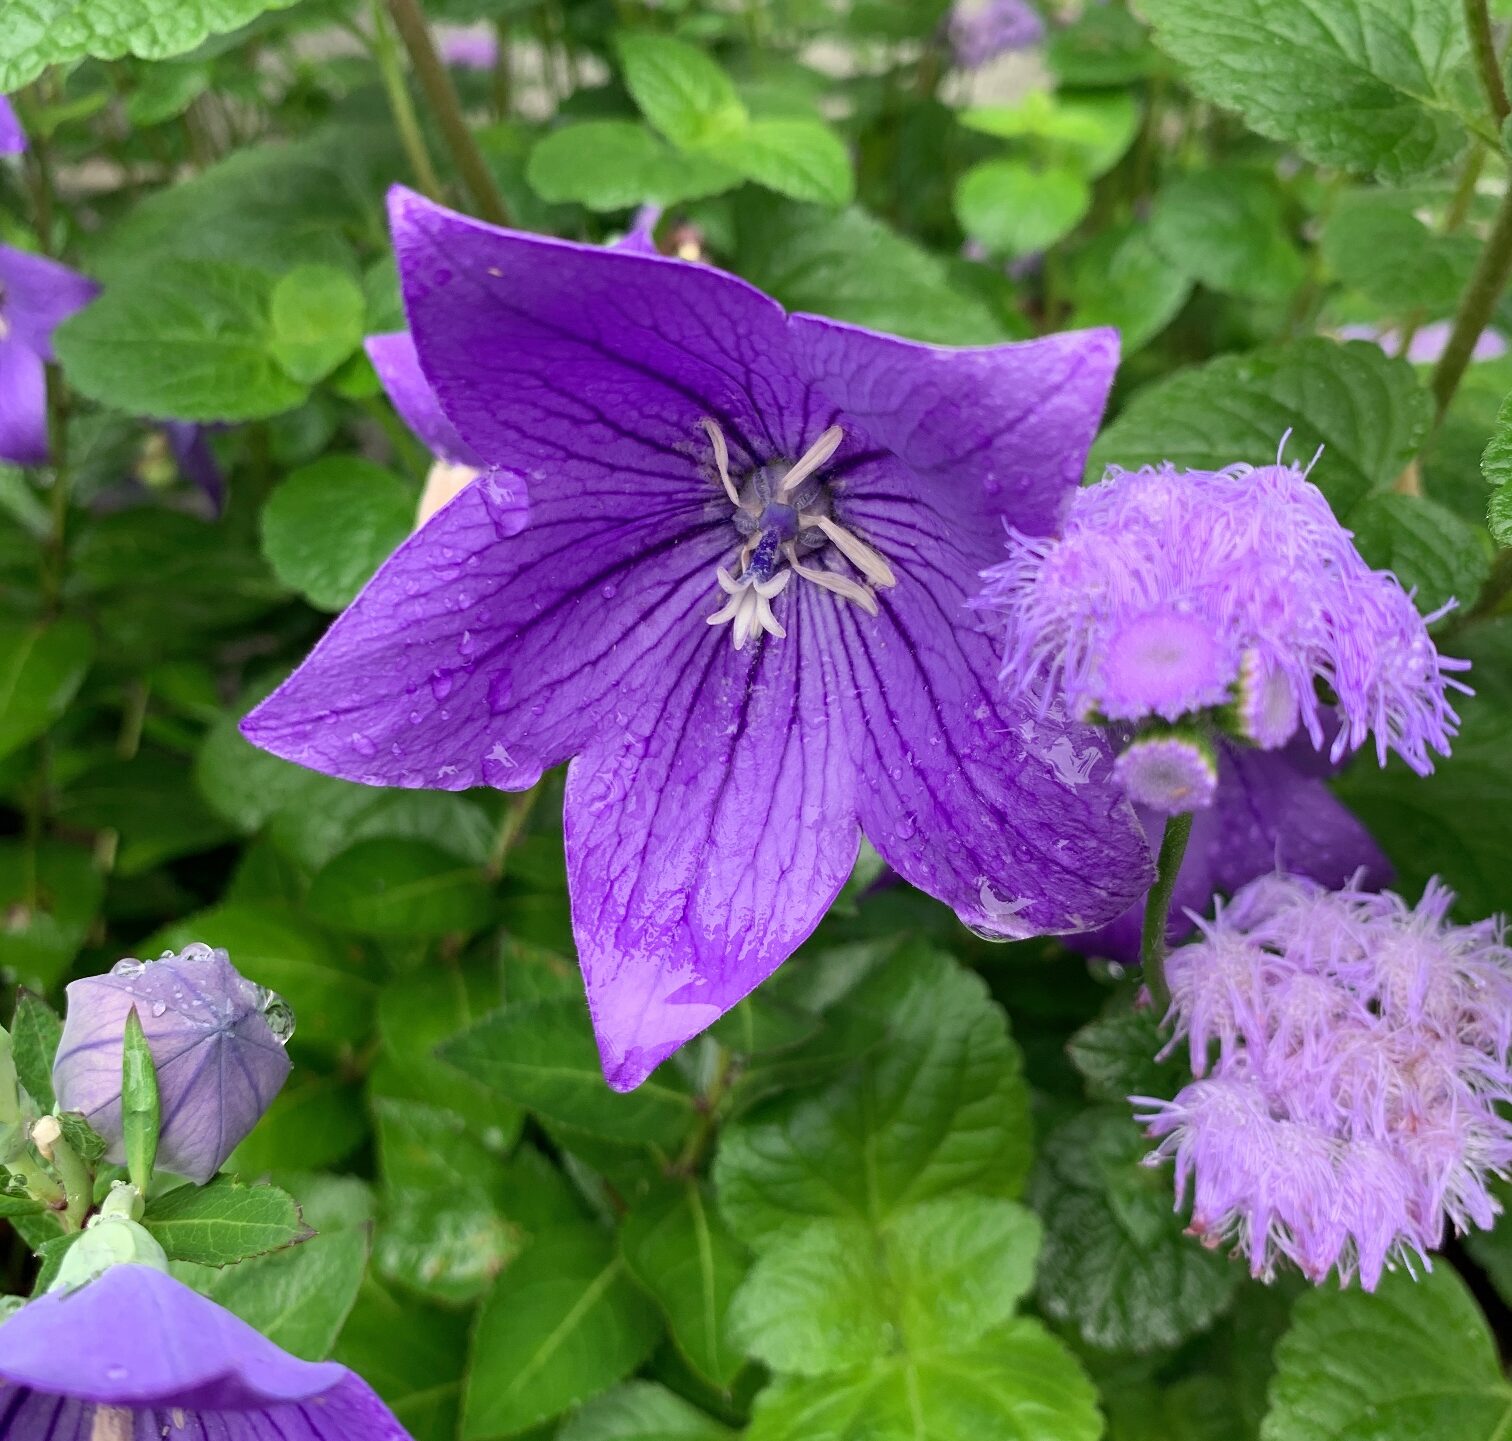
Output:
[
  {"xmin": 52, "ymin": 944, "xmax": 294, "ymax": 1184},
  {"xmin": 49, "ymin": 1215, "xmax": 169, "ymax": 1294},
  {"xmin": 1134, "ymin": 874, "xmax": 1512, "ymax": 1290},
  {"xmin": 973, "ymin": 458, "xmax": 1470, "ymax": 811}
]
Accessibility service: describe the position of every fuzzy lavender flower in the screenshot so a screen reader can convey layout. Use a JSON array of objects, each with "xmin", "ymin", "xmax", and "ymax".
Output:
[
  {"xmin": 948, "ymin": 0, "xmax": 1046, "ymax": 68},
  {"xmin": 974, "ymin": 460, "xmax": 1469, "ymax": 814},
  {"xmin": 1134, "ymin": 874, "xmax": 1512, "ymax": 1290},
  {"xmin": 0, "ymin": 96, "xmax": 24, "ymax": 154},
  {"xmin": 436, "ymin": 22, "xmax": 499, "ymax": 72},
  {"xmin": 52, "ymin": 944, "xmax": 294, "ymax": 1183}
]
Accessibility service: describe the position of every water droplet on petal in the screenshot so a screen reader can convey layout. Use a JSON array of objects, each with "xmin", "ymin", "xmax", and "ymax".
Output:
[
  {"xmin": 430, "ymin": 668, "xmax": 455, "ymax": 700},
  {"xmin": 350, "ymin": 732, "xmax": 377, "ymax": 758},
  {"xmin": 458, "ymin": 629, "xmax": 476, "ymax": 659},
  {"xmin": 110, "ymin": 959, "xmax": 145, "ymax": 978},
  {"xmin": 601, "ymin": 583, "xmax": 617, "ymax": 600},
  {"xmin": 257, "ymin": 988, "xmax": 296, "ymax": 1045},
  {"xmin": 150, "ymin": 1001, "xmax": 167, "ymax": 1018}
]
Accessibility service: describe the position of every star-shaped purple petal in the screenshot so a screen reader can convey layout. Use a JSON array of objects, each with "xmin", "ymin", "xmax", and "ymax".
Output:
[{"xmin": 245, "ymin": 190, "xmax": 1153, "ymax": 1089}]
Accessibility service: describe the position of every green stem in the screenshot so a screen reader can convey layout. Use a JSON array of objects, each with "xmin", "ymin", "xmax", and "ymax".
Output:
[
  {"xmin": 1466, "ymin": 0, "xmax": 1510, "ymax": 124},
  {"xmin": 370, "ymin": 0, "xmax": 445, "ymax": 203},
  {"xmin": 1431, "ymin": 181, "xmax": 1512, "ymax": 422},
  {"xmin": 385, "ymin": 0, "xmax": 510, "ymax": 226},
  {"xmin": 47, "ymin": 1134, "xmax": 92, "ymax": 1232},
  {"xmin": 1137, "ymin": 811, "xmax": 1194, "ymax": 1009},
  {"xmin": 7, "ymin": 1155, "xmax": 65, "ymax": 1209},
  {"xmin": 1445, "ymin": 147, "xmax": 1487, "ymax": 234},
  {"xmin": 484, "ymin": 786, "xmax": 539, "ymax": 882},
  {"xmin": 673, "ymin": 1046, "xmax": 735, "ymax": 1176}
]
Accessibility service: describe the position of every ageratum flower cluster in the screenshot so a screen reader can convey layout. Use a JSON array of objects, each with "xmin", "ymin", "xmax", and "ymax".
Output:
[
  {"xmin": 975, "ymin": 460, "xmax": 1469, "ymax": 814},
  {"xmin": 1134, "ymin": 874, "xmax": 1512, "ymax": 1289}
]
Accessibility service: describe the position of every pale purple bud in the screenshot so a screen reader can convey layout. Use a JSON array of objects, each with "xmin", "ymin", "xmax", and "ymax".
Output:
[
  {"xmin": 53, "ymin": 944, "xmax": 294, "ymax": 1184},
  {"xmin": 1111, "ymin": 731, "xmax": 1218, "ymax": 812}
]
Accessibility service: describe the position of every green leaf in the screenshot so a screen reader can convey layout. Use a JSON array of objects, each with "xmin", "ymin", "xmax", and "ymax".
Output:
[
  {"xmin": 960, "ymin": 90, "xmax": 1141, "ymax": 177},
  {"xmin": 55, "ymin": 261, "xmax": 307, "ymax": 422},
  {"xmin": 1260, "ymin": 1266, "xmax": 1512, "ymax": 1440},
  {"xmin": 201, "ymin": 1221, "xmax": 368, "ymax": 1361},
  {"xmin": 228, "ymin": 1072, "xmax": 368, "ymax": 1174},
  {"xmin": 616, "ymin": 32, "xmax": 747, "ymax": 148},
  {"xmin": 1030, "ymin": 1107, "xmax": 1238, "ymax": 1352},
  {"xmin": 704, "ymin": 118, "xmax": 854, "ymax": 205},
  {"xmin": 1480, "ymin": 388, "xmax": 1512, "ymax": 544},
  {"xmin": 621, "ymin": 1182, "xmax": 749, "ymax": 1388},
  {"xmin": 440, "ymin": 996, "xmax": 696, "ymax": 1149},
  {"xmin": 1148, "ymin": 170, "xmax": 1304, "ymax": 301},
  {"xmin": 1066, "ymin": 1006, "xmax": 1186, "ymax": 1104},
  {"xmin": 1322, "ymin": 194, "xmax": 1479, "ymax": 315},
  {"xmin": 746, "ymin": 1319, "xmax": 1102, "ymax": 1441},
  {"xmin": 1047, "ymin": 5, "xmax": 1158, "ymax": 87},
  {"xmin": 259, "ymin": 457, "xmax": 414, "ymax": 612},
  {"xmin": 463, "ymin": 1223, "xmax": 663, "ymax": 1439},
  {"xmin": 124, "ymin": 60, "xmax": 211, "ymax": 126},
  {"xmin": 149, "ymin": 905, "xmax": 375, "ymax": 1057},
  {"xmin": 307, "ymin": 838, "xmax": 493, "ymax": 938},
  {"xmin": 527, "ymin": 121, "xmax": 740, "ymax": 211},
  {"xmin": 0, "ymin": 619, "xmax": 93, "ymax": 763},
  {"xmin": 1491, "ymin": 483, "xmax": 1512, "ymax": 545},
  {"xmin": 267, "ymin": 264, "xmax": 367, "ymax": 386},
  {"xmin": 142, "ymin": 1177, "xmax": 307, "ymax": 1266},
  {"xmin": 121, "ymin": 1007, "xmax": 161, "ymax": 1193},
  {"xmin": 0, "ymin": 0, "xmax": 300, "ymax": 90},
  {"xmin": 1088, "ymin": 338, "xmax": 1432, "ymax": 518},
  {"xmin": 560, "ymin": 1383, "xmax": 733, "ymax": 1441},
  {"xmin": 1067, "ymin": 224, "xmax": 1192, "ymax": 354},
  {"xmin": 11, "ymin": 990, "xmax": 62, "ymax": 1113},
  {"xmin": 715, "ymin": 946, "xmax": 1032, "ymax": 1249},
  {"xmin": 1142, "ymin": 0, "xmax": 1478, "ymax": 181},
  {"xmin": 734, "ymin": 197, "xmax": 1011, "ymax": 345},
  {"xmin": 333, "ymin": 1278, "xmax": 472, "ymax": 1441},
  {"xmin": 730, "ymin": 1196, "xmax": 1041, "ymax": 1377},
  {"xmin": 58, "ymin": 1111, "xmax": 107, "ymax": 1165},
  {"xmin": 0, "ymin": 845, "xmax": 102, "ymax": 993},
  {"xmin": 954, "ymin": 160, "xmax": 1091, "ymax": 257},
  {"xmin": 1349, "ymin": 491, "xmax": 1493, "ymax": 617}
]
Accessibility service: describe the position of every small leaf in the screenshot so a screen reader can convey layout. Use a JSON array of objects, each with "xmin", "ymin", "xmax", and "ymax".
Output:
[
  {"xmin": 0, "ymin": 619, "xmax": 93, "ymax": 763},
  {"xmin": 616, "ymin": 32, "xmax": 746, "ymax": 148},
  {"xmin": 704, "ymin": 118, "xmax": 854, "ymax": 205},
  {"xmin": 11, "ymin": 990, "xmax": 62, "ymax": 1113},
  {"xmin": 57, "ymin": 1112, "xmax": 107, "ymax": 1166},
  {"xmin": 1148, "ymin": 169, "xmax": 1304, "ymax": 301},
  {"xmin": 1480, "ymin": 389, "xmax": 1512, "ymax": 545},
  {"xmin": 527, "ymin": 121, "xmax": 740, "ymax": 211},
  {"xmin": 463, "ymin": 1223, "xmax": 663, "ymax": 1438},
  {"xmin": 954, "ymin": 160, "xmax": 1091, "ymax": 258},
  {"xmin": 1067, "ymin": 224, "xmax": 1192, "ymax": 354},
  {"xmin": 1349, "ymin": 491, "xmax": 1493, "ymax": 618},
  {"xmin": 267, "ymin": 264, "xmax": 367, "ymax": 385},
  {"xmin": 307, "ymin": 838, "xmax": 493, "ymax": 938},
  {"xmin": 54, "ymin": 260, "xmax": 308, "ymax": 422},
  {"xmin": 121, "ymin": 1007, "xmax": 161, "ymax": 1192},
  {"xmin": 621, "ymin": 1182, "xmax": 749, "ymax": 1388},
  {"xmin": 440, "ymin": 996, "xmax": 695, "ymax": 1149},
  {"xmin": 960, "ymin": 90, "xmax": 1141, "ymax": 176},
  {"xmin": 560, "ymin": 1383, "xmax": 734, "ymax": 1441},
  {"xmin": 1067, "ymin": 1006, "xmax": 1189, "ymax": 1104},
  {"xmin": 1142, "ymin": 0, "xmax": 1478, "ymax": 182},
  {"xmin": 1323, "ymin": 194, "xmax": 1479, "ymax": 315},
  {"xmin": 1260, "ymin": 1267, "xmax": 1512, "ymax": 1441},
  {"xmin": 259, "ymin": 457, "xmax": 414, "ymax": 612},
  {"xmin": 142, "ymin": 1177, "xmax": 307, "ymax": 1267}
]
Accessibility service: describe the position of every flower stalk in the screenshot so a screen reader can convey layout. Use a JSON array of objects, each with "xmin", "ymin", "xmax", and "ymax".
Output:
[
  {"xmin": 370, "ymin": 0, "xmax": 445, "ymax": 203},
  {"xmin": 384, "ymin": 0, "xmax": 510, "ymax": 226},
  {"xmin": 1138, "ymin": 810, "xmax": 1194, "ymax": 1008}
]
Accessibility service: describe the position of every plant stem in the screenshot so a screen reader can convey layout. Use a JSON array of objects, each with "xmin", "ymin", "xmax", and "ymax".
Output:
[
  {"xmin": 1466, "ymin": 0, "xmax": 1510, "ymax": 124},
  {"xmin": 1137, "ymin": 811, "xmax": 1194, "ymax": 1009},
  {"xmin": 47, "ymin": 1134, "xmax": 92, "ymax": 1232},
  {"xmin": 485, "ymin": 786, "xmax": 539, "ymax": 882},
  {"xmin": 1432, "ymin": 181, "xmax": 1512, "ymax": 421},
  {"xmin": 385, "ymin": 0, "xmax": 509, "ymax": 225},
  {"xmin": 1445, "ymin": 147, "xmax": 1487, "ymax": 234},
  {"xmin": 7, "ymin": 1155, "xmax": 65, "ymax": 1209},
  {"xmin": 370, "ymin": 0, "xmax": 444, "ymax": 202}
]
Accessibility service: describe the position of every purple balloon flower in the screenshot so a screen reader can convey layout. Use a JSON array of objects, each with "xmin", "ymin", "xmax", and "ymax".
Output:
[
  {"xmin": 975, "ymin": 460, "xmax": 1471, "ymax": 809},
  {"xmin": 53, "ymin": 944, "xmax": 293, "ymax": 1184},
  {"xmin": 0, "ymin": 1262, "xmax": 410, "ymax": 1437},
  {"xmin": 1070, "ymin": 737, "xmax": 1391, "ymax": 964},
  {"xmin": 243, "ymin": 189, "xmax": 1152, "ymax": 1090},
  {"xmin": 0, "ymin": 244, "xmax": 98, "ymax": 466},
  {"xmin": 948, "ymin": 0, "xmax": 1046, "ymax": 68},
  {"xmin": 436, "ymin": 22, "xmax": 499, "ymax": 72},
  {"xmin": 0, "ymin": 96, "xmax": 24, "ymax": 154},
  {"xmin": 1135, "ymin": 874, "xmax": 1512, "ymax": 1290}
]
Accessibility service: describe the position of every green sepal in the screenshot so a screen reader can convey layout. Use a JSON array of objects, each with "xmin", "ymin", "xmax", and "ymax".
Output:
[{"xmin": 121, "ymin": 1008, "xmax": 161, "ymax": 1193}]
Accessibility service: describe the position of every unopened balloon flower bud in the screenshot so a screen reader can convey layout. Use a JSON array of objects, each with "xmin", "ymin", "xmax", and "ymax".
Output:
[
  {"xmin": 52, "ymin": 944, "xmax": 294, "ymax": 1184},
  {"xmin": 48, "ymin": 1214, "xmax": 168, "ymax": 1294}
]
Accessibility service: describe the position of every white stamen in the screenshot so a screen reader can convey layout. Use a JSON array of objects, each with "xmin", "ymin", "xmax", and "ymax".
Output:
[
  {"xmin": 785, "ymin": 546, "xmax": 879, "ymax": 616},
  {"xmin": 701, "ymin": 418, "xmax": 741, "ymax": 506},
  {"xmin": 92, "ymin": 1407, "xmax": 132, "ymax": 1441},
  {"xmin": 809, "ymin": 514, "xmax": 897, "ymax": 588},
  {"xmin": 707, "ymin": 569, "xmax": 789, "ymax": 648},
  {"xmin": 780, "ymin": 425, "xmax": 844, "ymax": 496}
]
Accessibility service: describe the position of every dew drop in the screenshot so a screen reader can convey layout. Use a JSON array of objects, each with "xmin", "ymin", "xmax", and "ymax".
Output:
[
  {"xmin": 105, "ymin": 1365, "xmax": 128, "ymax": 1382},
  {"xmin": 457, "ymin": 629, "xmax": 476, "ymax": 659},
  {"xmin": 150, "ymin": 1001, "xmax": 167, "ymax": 1018},
  {"xmin": 409, "ymin": 710, "xmax": 423, "ymax": 725},
  {"xmin": 110, "ymin": 959, "xmax": 145, "ymax": 978},
  {"xmin": 350, "ymin": 732, "xmax": 377, "ymax": 757},
  {"xmin": 895, "ymin": 815, "xmax": 917, "ymax": 840},
  {"xmin": 258, "ymin": 989, "xmax": 296, "ymax": 1045},
  {"xmin": 430, "ymin": 668, "xmax": 455, "ymax": 700},
  {"xmin": 601, "ymin": 583, "xmax": 618, "ymax": 600}
]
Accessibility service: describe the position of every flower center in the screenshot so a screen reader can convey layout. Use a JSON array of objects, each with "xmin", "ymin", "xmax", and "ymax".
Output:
[{"xmin": 701, "ymin": 419, "xmax": 896, "ymax": 650}]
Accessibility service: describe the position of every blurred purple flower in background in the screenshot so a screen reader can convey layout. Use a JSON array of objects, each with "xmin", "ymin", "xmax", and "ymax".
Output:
[
  {"xmin": 0, "ymin": 244, "xmax": 98, "ymax": 465},
  {"xmin": 976, "ymin": 460, "xmax": 1470, "ymax": 806},
  {"xmin": 1136, "ymin": 874, "xmax": 1512, "ymax": 1289},
  {"xmin": 53, "ymin": 944, "xmax": 293, "ymax": 1183},
  {"xmin": 0, "ymin": 96, "xmax": 24, "ymax": 154},
  {"xmin": 436, "ymin": 22, "xmax": 499, "ymax": 72},
  {"xmin": 244, "ymin": 189, "xmax": 1153, "ymax": 1089},
  {"xmin": 164, "ymin": 421, "xmax": 227, "ymax": 513},
  {"xmin": 1339, "ymin": 321, "xmax": 1508, "ymax": 365},
  {"xmin": 0, "ymin": 1260, "xmax": 411, "ymax": 1437},
  {"xmin": 948, "ymin": 0, "xmax": 1046, "ymax": 68}
]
